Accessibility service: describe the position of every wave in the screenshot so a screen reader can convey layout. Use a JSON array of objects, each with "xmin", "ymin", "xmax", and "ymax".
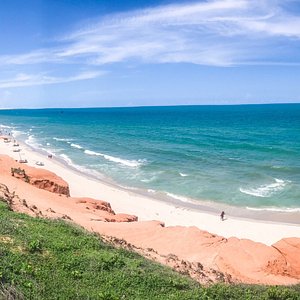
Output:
[
  {"xmin": 11, "ymin": 130, "xmax": 25, "ymax": 138},
  {"xmin": 239, "ymin": 178, "xmax": 289, "ymax": 198},
  {"xmin": 179, "ymin": 172, "xmax": 188, "ymax": 177},
  {"xmin": 140, "ymin": 176, "xmax": 157, "ymax": 183},
  {"xmin": 59, "ymin": 154, "xmax": 73, "ymax": 165},
  {"xmin": 0, "ymin": 124, "xmax": 13, "ymax": 129},
  {"xmin": 70, "ymin": 143, "xmax": 83, "ymax": 149},
  {"xmin": 53, "ymin": 137, "xmax": 73, "ymax": 142},
  {"xmin": 25, "ymin": 135, "xmax": 40, "ymax": 148},
  {"xmin": 41, "ymin": 148, "xmax": 56, "ymax": 156},
  {"xmin": 58, "ymin": 153, "xmax": 103, "ymax": 177},
  {"xmin": 246, "ymin": 206, "xmax": 300, "ymax": 213},
  {"xmin": 166, "ymin": 192, "xmax": 191, "ymax": 203},
  {"xmin": 84, "ymin": 149, "xmax": 144, "ymax": 168}
]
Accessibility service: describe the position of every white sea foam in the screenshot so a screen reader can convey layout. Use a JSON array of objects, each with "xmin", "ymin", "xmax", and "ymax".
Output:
[
  {"xmin": 179, "ymin": 172, "xmax": 188, "ymax": 177},
  {"xmin": 239, "ymin": 178, "xmax": 289, "ymax": 198},
  {"xmin": 246, "ymin": 206, "xmax": 300, "ymax": 213},
  {"xmin": 140, "ymin": 176, "xmax": 157, "ymax": 183},
  {"xmin": 11, "ymin": 130, "xmax": 24, "ymax": 138},
  {"xmin": 41, "ymin": 148, "xmax": 57, "ymax": 157},
  {"xmin": 46, "ymin": 143, "xmax": 50, "ymax": 146},
  {"xmin": 59, "ymin": 154, "xmax": 73, "ymax": 165},
  {"xmin": 0, "ymin": 124, "xmax": 13, "ymax": 129},
  {"xmin": 84, "ymin": 150, "xmax": 98, "ymax": 156},
  {"xmin": 84, "ymin": 149, "xmax": 144, "ymax": 168},
  {"xmin": 147, "ymin": 189, "xmax": 156, "ymax": 193},
  {"xmin": 166, "ymin": 192, "xmax": 191, "ymax": 203},
  {"xmin": 25, "ymin": 135, "xmax": 40, "ymax": 148},
  {"xmin": 70, "ymin": 143, "xmax": 83, "ymax": 149},
  {"xmin": 53, "ymin": 137, "xmax": 73, "ymax": 142},
  {"xmin": 58, "ymin": 153, "xmax": 103, "ymax": 178}
]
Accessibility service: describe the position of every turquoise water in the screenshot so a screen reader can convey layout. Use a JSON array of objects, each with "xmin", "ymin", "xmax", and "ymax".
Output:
[{"xmin": 1, "ymin": 104, "xmax": 299, "ymax": 211}]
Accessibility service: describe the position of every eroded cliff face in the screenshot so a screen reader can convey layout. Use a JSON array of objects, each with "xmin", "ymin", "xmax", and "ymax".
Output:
[
  {"xmin": 0, "ymin": 154, "xmax": 299, "ymax": 285},
  {"xmin": 74, "ymin": 197, "xmax": 138, "ymax": 222},
  {"xmin": 272, "ymin": 238, "xmax": 300, "ymax": 278},
  {"xmin": 1, "ymin": 155, "xmax": 70, "ymax": 196},
  {"xmin": 95, "ymin": 221, "xmax": 300, "ymax": 285}
]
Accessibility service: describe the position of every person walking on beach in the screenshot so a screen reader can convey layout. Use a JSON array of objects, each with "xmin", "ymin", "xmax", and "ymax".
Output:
[{"xmin": 220, "ymin": 211, "xmax": 225, "ymax": 221}]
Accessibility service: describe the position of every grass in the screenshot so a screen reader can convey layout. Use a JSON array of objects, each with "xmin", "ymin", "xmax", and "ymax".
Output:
[{"xmin": 0, "ymin": 199, "xmax": 299, "ymax": 300}]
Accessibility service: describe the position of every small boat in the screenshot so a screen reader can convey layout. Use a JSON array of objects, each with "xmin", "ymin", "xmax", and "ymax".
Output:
[
  {"xmin": 19, "ymin": 159, "xmax": 28, "ymax": 163},
  {"xmin": 35, "ymin": 161, "xmax": 44, "ymax": 166},
  {"xmin": 13, "ymin": 143, "xmax": 19, "ymax": 147},
  {"xmin": 13, "ymin": 148, "xmax": 21, "ymax": 152}
]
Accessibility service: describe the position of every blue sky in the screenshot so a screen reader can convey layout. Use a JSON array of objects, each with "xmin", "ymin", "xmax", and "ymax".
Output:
[{"xmin": 1, "ymin": 0, "xmax": 300, "ymax": 108}]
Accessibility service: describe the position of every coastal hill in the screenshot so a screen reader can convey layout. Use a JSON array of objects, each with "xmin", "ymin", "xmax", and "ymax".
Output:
[
  {"xmin": 0, "ymin": 154, "xmax": 299, "ymax": 286},
  {"xmin": 1, "ymin": 198, "xmax": 300, "ymax": 299}
]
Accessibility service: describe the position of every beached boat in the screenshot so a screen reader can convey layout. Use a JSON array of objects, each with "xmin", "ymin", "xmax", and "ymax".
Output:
[{"xmin": 19, "ymin": 159, "xmax": 28, "ymax": 163}]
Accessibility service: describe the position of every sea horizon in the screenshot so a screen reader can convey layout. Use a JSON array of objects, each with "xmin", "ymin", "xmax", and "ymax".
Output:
[{"xmin": 1, "ymin": 102, "xmax": 300, "ymax": 111}]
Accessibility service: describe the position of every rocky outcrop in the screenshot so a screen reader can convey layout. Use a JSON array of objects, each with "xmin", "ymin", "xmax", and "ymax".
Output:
[
  {"xmin": 11, "ymin": 167, "xmax": 70, "ymax": 196},
  {"xmin": 112, "ymin": 213, "xmax": 138, "ymax": 222},
  {"xmin": 75, "ymin": 197, "xmax": 115, "ymax": 214},
  {"xmin": 75, "ymin": 197, "xmax": 138, "ymax": 222},
  {"xmin": 0, "ymin": 155, "xmax": 70, "ymax": 196},
  {"xmin": 28, "ymin": 177, "xmax": 70, "ymax": 196}
]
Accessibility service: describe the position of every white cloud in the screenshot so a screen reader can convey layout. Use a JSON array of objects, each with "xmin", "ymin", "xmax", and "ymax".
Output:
[
  {"xmin": 0, "ymin": 71, "xmax": 103, "ymax": 89},
  {"xmin": 1, "ymin": 0, "xmax": 300, "ymax": 68}
]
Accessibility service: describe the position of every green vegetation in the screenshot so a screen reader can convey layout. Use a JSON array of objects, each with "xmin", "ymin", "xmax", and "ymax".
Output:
[{"xmin": 0, "ymin": 199, "xmax": 299, "ymax": 300}]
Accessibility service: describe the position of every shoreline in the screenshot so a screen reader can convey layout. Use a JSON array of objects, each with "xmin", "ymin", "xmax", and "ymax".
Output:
[
  {"xmin": 1, "ymin": 135, "xmax": 300, "ymax": 245},
  {"xmin": 6, "ymin": 129, "xmax": 300, "ymax": 225},
  {"xmin": 3, "ymin": 123, "xmax": 300, "ymax": 222},
  {"xmin": 10, "ymin": 134, "xmax": 300, "ymax": 225}
]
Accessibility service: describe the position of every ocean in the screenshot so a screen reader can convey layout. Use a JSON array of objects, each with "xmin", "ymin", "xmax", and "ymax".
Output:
[{"xmin": 0, "ymin": 104, "xmax": 299, "ymax": 211}]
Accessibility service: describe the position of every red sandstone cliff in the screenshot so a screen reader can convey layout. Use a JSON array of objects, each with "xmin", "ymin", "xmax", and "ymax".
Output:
[
  {"xmin": 1, "ymin": 155, "xmax": 70, "ymax": 196},
  {"xmin": 0, "ymin": 154, "xmax": 299, "ymax": 285}
]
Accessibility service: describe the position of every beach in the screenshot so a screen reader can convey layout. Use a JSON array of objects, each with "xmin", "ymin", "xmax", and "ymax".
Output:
[
  {"xmin": 1, "ymin": 135, "xmax": 300, "ymax": 246},
  {"xmin": 1, "ymin": 134, "xmax": 300, "ymax": 285}
]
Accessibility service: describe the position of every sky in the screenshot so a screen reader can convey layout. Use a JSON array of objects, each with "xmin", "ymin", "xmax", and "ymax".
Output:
[{"xmin": 1, "ymin": 0, "xmax": 300, "ymax": 108}]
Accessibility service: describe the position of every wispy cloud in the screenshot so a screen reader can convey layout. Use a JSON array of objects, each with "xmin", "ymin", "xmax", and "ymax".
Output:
[
  {"xmin": 0, "ymin": 71, "xmax": 103, "ymax": 89},
  {"xmin": 59, "ymin": 0, "xmax": 300, "ymax": 66},
  {"xmin": 1, "ymin": 0, "xmax": 300, "ymax": 70}
]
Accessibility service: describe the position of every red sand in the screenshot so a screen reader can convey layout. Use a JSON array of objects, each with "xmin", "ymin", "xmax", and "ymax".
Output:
[{"xmin": 0, "ymin": 154, "xmax": 299, "ymax": 285}]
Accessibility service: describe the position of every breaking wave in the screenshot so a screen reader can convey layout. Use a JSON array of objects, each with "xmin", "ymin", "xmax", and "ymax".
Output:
[
  {"xmin": 53, "ymin": 137, "xmax": 73, "ymax": 142},
  {"xmin": 166, "ymin": 192, "xmax": 191, "ymax": 203},
  {"xmin": 84, "ymin": 149, "xmax": 144, "ymax": 168},
  {"xmin": 70, "ymin": 143, "xmax": 83, "ymax": 149},
  {"xmin": 246, "ymin": 206, "xmax": 300, "ymax": 212},
  {"xmin": 25, "ymin": 135, "xmax": 40, "ymax": 148},
  {"xmin": 59, "ymin": 154, "xmax": 73, "ymax": 165},
  {"xmin": 239, "ymin": 178, "xmax": 289, "ymax": 198},
  {"xmin": 11, "ymin": 130, "xmax": 25, "ymax": 138},
  {"xmin": 179, "ymin": 172, "xmax": 189, "ymax": 177},
  {"xmin": 0, "ymin": 124, "xmax": 13, "ymax": 129}
]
